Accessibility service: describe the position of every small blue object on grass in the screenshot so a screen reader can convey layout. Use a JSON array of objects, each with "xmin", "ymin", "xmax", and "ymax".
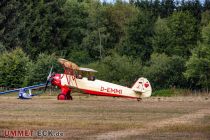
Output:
[
  {"xmin": 0, "ymin": 83, "xmax": 46, "ymax": 99},
  {"xmin": 18, "ymin": 88, "xmax": 32, "ymax": 99}
]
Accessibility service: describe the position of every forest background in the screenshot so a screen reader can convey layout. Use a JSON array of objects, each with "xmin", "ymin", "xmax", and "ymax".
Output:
[{"xmin": 1, "ymin": 0, "xmax": 210, "ymax": 94}]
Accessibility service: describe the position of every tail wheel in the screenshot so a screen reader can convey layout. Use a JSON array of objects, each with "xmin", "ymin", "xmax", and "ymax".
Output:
[{"xmin": 57, "ymin": 94, "xmax": 66, "ymax": 100}]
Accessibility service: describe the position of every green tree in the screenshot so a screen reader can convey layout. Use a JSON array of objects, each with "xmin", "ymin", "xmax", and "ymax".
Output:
[
  {"xmin": 184, "ymin": 44, "xmax": 210, "ymax": 92},
  {"xmin": 202, "ymin": 22, "xmax": 210, "ymax": 44},
  {"xmin": 62, "ymin": 0, "xmax": 89, "ymax": 50},
  {"xmin": 87, "ymin": 53, "xmax": 142, "ymax": 86},
  {"xmin": 201, "ymin": 10, "xmax": 210, "ymax": 26},
  {"xmin": 104, "ymin": 2, "xmax": 138, "ymax": 51},
  {"xmin": 132, "ymin": 0, "xmax": 152, "ymax": 11},
  {"xmin": 143, "ymin": 53, "xmax": 186, "ymax": 89},
  {"xmin": 153, "ymin": 0, "xmax": 161, "ymax": 17},
  {"xmin": 179, "ymin": 0, "xmax": 202, "ymax": 22},
  {"xmin": 204, "ymin": 0, "xmax": 210, "ymax": 11},
  {"xmin": 19, "ymin": 0, "xmax": 67, "ymax": 58},
  {"xmin": 160, "ymin": 0, "xmax": 175, "ymax": 18},
  {"xmin": 152, "ymin": 17, "xmax": 172, "ymax": 55},
  {"xmin": 0, "ymin": 48, "xmax": 30, "ymax": 88},
  {"xmin": 167, "ymin": 11, "xmax": 198, "ymax": 57},
  {"xmin": 81, "ymin": 1, "xmax": 137, "ymax": 61},
  {"xmin": 15, "ymin": 0, "xmax": 94, "ymax": 60},
  {"xmin": 0, "ymin": 0, "xmax": 24, "ymax": 49},
  {"xmin": 0, "ymin": 42, "xmax": 6, "ymax": 53},
  {"xmin": 132, "ymin": 0, "xmax": 161, "ymax": 18},
  {"xmin": 118, "ymin": 10, "xmax": 155, "ymax": 62},
  {"xmin": 81, "ymin": 1, "xmax": 109, "ymax": 60}
]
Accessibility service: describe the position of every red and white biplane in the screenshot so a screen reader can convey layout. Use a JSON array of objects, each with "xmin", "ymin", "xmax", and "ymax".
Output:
[{"xmin": 45, "ymin": 58, "xmax": 152, "ymax": 101}]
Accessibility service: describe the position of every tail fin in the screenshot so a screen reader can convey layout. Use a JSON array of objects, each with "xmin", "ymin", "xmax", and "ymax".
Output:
[{"xmin": 131, "ymin": 77, "xmax": 152, "ymax": 98}]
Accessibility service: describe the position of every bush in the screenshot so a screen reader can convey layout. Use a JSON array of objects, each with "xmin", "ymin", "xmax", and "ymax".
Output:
[
  {"xmin": 0, "ymin": 48, "xmax": 30, "ymax": 88},
  {"xmin": 25, "ymin": 53, "xmax": 62, "ymax": 85}
]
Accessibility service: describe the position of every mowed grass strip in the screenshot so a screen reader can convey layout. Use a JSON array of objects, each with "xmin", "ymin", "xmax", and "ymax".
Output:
[{"xmin": 0, "ymin": 95, "xmax": 210, "ymax": 139}]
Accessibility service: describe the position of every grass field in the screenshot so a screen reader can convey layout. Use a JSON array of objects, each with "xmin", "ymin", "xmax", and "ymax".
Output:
[{"xmin": 0, "ymin": 93, "xmax": 210, "ymax": 139}]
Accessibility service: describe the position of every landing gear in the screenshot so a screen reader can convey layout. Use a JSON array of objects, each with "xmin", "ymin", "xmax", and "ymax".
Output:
[
  {"xmin": 57, "ymin": 86, "xmax": 73, "ymax": 100},
  {"xmin": 65, "ymin": 93, "xmax": 73, "ymax": 100},
  {"xmin": 57, "ymin": 93, "xmax": 73, "ymax": 100}
]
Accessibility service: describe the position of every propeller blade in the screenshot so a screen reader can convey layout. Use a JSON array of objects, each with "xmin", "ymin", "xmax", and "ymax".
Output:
[
  {"xmin": 44, "ymin": 65, "xmax": 54, "ymax": 92},
  {"xmin": 47, "ymin": 65, "xmax": 53, "ymax": 80},
  {"xmin": 44, "ymin": 80, "xmax": 50, "ymax": 92}
]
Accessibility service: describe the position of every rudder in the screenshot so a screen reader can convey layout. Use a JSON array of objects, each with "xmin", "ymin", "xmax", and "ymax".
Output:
[{"xmin": 131, "ymin": 77, "xmax": 152, "ymax": 98}]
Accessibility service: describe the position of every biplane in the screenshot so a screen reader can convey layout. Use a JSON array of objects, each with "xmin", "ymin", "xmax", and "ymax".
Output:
[{"xmin": 45, "ymin": 58, "xmax": 152, "ymax": 101}]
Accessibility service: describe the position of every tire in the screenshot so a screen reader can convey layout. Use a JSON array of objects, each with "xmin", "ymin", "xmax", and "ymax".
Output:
[{"xmin": 57, "ymin": 94, "xmax": 66, "ymax": 100}]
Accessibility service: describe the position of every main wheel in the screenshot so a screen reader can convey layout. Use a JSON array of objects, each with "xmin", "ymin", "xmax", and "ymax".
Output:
[{"xmin": 57, "ymin": 94, "xmax": 66, "ymax": 100}]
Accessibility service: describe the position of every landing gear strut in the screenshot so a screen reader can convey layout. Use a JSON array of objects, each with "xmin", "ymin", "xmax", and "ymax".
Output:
[
  {"xmin": 57, "ymin": 92, "xmax": 73, "ymax": 100},
  {"xmin": 65, "ymin": 92, "xmax": 73, "ymax": 100},
  {"xmin": 57, "ymin": 86, "xmax": 73, "ymax": 100}
]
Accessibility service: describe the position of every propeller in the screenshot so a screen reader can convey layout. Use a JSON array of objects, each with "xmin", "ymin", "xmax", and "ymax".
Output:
[{"xmin": 44, "ymin": 65, "xmax": 54, "ymax": 92}]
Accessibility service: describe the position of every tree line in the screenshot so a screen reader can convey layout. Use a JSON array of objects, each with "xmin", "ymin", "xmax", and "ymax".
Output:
[{"xmin": 0, "ymin": 0, "xmax": 210, "ymax": 92}]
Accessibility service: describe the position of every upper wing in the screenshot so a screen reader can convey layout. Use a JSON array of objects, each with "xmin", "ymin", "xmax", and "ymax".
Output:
[
  {"xmin": 58, "ymin": 58, "xmax": 97, "ymax": 73},
  {"xmin": 58, "ymin": 58, "xmax": 79, "ymax": 70}
]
